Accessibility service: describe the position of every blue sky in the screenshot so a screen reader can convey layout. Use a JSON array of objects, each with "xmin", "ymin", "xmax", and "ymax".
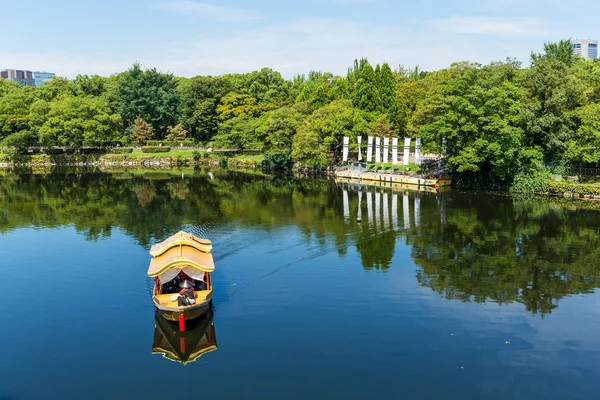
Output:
[{"xmin": 0, "ymin": 0, "xmax": 597, "ymax": 78}]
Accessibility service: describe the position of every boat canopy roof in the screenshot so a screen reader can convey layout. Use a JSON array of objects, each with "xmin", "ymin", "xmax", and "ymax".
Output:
[
  {"xmin": 150, "ymin": 230, "xmax": 212, "ymax": 257},
  {"xmin": 147, "ymin": 231, "xmax": 215, "ymax": 278}
]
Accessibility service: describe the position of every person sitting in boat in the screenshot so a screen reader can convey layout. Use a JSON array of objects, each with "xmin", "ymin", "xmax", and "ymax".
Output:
[{"xmin": 177, "ymin": 279, "xmax": 196, "ymax": 307}]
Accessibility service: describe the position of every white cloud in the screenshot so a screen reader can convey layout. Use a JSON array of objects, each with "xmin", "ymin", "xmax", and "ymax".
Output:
[
  {"xmin": 0, "ymin": 17, "xmax": 552, "ymax": 79},
  {"xmin": 436, "ymin": 16, "xmax": 560, "ymax": 37},
  {"xmin": 155, "ymin": 1, "xmax": 260, "ymax": 22}
]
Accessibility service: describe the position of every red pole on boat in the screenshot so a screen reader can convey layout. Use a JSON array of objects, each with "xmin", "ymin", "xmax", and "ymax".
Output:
[
  {"xmin": 179, "ymin": 336, "xmax": 186, "ymax": 353},
  {"xmin": 179, "ymin": 314, "xmax": 185, "ymax": 332}
]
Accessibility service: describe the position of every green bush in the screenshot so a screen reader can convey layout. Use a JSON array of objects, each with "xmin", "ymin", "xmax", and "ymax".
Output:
[
  {"xmin": 181, "ymin": 139, "xmax": 196, "ymax": 146},
  {"xmin": 263, "ymin": 153, "xmax": 292, "ymax": 170},
  {"xmin": 510, "ymin": 167, "xmax": 552, "ymax": 193},
  {"xmin": 192, "ymin": 151, "xmax": 201, "ymax": 161},
  {"xmin": 109, "ymin": 148, "xmax": 134, "ymax": 154},
  {"xmin": 142, "ymin": 146, "xmax": 171, "ymax": 153}
]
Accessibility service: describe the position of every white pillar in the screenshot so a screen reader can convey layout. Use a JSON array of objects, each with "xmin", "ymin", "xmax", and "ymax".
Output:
[
  {"xmin": 343, "ymin": 189, "xmax": 350, "ymax": 220},
  {"xmin": 391, "ymin": 193, "xmax": 398, "ymax": 229},
  {"xmin": 342, "ymin": 136, "xmax": 349, "ymax": 163},
  {"xmin": 403, "ymin": 137, "xmax": 411, "ymax": 166},
  {"xmin": 375, "ymin": 191, "xmax": 380, "ymax": 229},
  {"xmin": 367, "ymin": 191, "xmax": 373, "ymax": 227},
  {"xmin": 375, "ymin": 137, "xmax": 381, "ymax": 163},
  {"xmin": 392, "ymin": 138, "xmax": 398, "ymax": 165},
  {"xmin": 414, "ymin": 196, "xmax": 420, "ymax": 227},
  {"xmin": 357, "ymin": 190, "xmax": 362, "ymax": 222},
  {"xmin": 382, "ymin": 192, "xmax": 389, "ymax": 230},
  {"xmin": 415, "ymin": 138, "xmax": 421, "ymax": 165},
  {"xmin": 357, "ymin": 136, "xmax": 362, "ymax": 161},
  {"xmin": 403, "ymin": 193, "xmax": 410, "ymax": 229},
  {"xmin": 383, "ymin": 138, "xmax": 389, "ymax": 163},
  {"xmin": 367, "ymin": 136, "xmax": 373, "ymax": 162}
]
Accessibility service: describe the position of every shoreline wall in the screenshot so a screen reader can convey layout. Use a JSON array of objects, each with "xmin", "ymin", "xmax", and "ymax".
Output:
[{"xmin": 0, "ymin": 153, "xmax": 261, "ymax": 170}]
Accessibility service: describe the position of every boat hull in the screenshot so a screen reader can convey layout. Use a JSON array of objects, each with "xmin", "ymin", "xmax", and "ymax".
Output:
[
  {"xmin": 154, "ymin": 300, "xmax": 212, "ymax": 321},
  {"xmin": 153, "ymin": 290, "xmax": 213, "ymax": 321}
]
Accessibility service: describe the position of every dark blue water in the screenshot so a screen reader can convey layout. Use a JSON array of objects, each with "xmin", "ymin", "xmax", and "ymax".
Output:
[{"xmin": 1, "ymin": 170, "xmax": 600, "ymax": 400}]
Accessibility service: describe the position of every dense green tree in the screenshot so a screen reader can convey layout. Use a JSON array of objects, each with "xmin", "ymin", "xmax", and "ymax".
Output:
[
  {"xmin": 115, "ymin": 63, "xmax": 179, "ymax": 138},
  {"xmin": 39, "ymin": 96, "xmax": 122, "ymax": 147},
  {"xmin": 292, "ymin": 100, "xmax": 370, "ymax": 166},
  {"xmin": 522, "ymin": 58, "xmax": 586, "ymax": 161},
  {"xmin": 295, "ymin": 86, "xmax": 311, "ymax": 103},
  {"xmin": 353, "ymin": 62, "xmax": 381, "ymax": 112},
  {"xmin": 421, "ymin": 61, "xmax": 537, "ymax": 181},
  {"xmin": 531, "ymin": 39, "xmax": 576, "ymax": 67},
  {"xmin": 571, "ymin": 58, "xmax": 600, "ymax": 103},
  {"xmin": 212, "ymin": 116, "xmax": 258, "ymax": 149},
  {"xmin": 0, "ymin": 85, "xmax": 34, "ymax": 140},
  {"xmin": 225, "ymin": 68, "xmax": 291, "ymax": 106},
  {"xmin": 177, "ymin": 75, "xmax": 232, "ymax": 141},
  {"xmin": 70, "ymin": 74, "xmax": 111, "ymax": 97},
  {"xmin": 378, "ymin": 63, "xmax": 397, "ymax": 110},
  {"xmin": 256, "ymin": 103, "xmax": 310, "ymax": 159},
  {"xmin": 216, "ymin": 93, "xmax": 259, "ymax": 120},
  {"xmin": 564, "ymin": 102, "xmax": 600, "ymax": 164},
  {"xmin": 1, "ymin": 130, "xmax": 37, "ymax": 154},
  {"xmin": 331, "ymin": 78, "xmax": 350, "ymax": 100}
]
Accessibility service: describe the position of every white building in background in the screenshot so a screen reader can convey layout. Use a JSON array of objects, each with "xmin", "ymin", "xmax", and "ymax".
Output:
[
  {"xmin": 33, "ymin": 71, "xmax": 55, "ymax": 87},
  {"xmin": 571, "ymin": 39, "xmax": 598, "ymax": 60}
]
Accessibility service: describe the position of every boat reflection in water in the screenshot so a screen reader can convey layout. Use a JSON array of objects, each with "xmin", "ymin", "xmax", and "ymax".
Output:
[{"xmin": 152, "ymin": 307, "xmax": 217, "ymax": 364}]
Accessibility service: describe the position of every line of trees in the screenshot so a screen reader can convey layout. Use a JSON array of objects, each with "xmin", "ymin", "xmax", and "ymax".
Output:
[{"xmin": 1, "ymin": 40, "xmax": 600, "ymax": 183}]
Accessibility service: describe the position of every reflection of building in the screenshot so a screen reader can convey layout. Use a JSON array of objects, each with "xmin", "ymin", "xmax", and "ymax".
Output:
[
  {"xmin": 571, "ymin": 39, "xmax": 598, "ymax": 60},
  {"xmin": 152, "ymin": 308, "xmax": 217, "ymax": 364}
]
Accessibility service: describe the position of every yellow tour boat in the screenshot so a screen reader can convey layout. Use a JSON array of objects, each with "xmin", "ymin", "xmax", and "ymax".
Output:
[
  {"xmin": 152, "ymin": 309, "xmax": 217, "ymax": 364},
  {"xmin": 147, "ymin": 231, "xmax": 215, "ymax": 325}
]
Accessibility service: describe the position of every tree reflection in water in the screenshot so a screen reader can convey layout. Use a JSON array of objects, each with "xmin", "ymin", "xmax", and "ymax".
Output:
[{"xmin": 1, "ymin": 170, "xmax": 599, "ymax": 316}]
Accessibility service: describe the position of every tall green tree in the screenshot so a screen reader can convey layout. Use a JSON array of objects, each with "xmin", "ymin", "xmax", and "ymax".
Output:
[
  {"xmin": 378, "ymin": 63, "xmax": 397, "ymax": 110},
  {"xmin": 531, "ymin": 39, "xmax": 576, "ymax": 66},
  {"xmin": 177, "ymin": 75, "xmax": 232, "ymax": 141},
  {"xmin": 353, "ymin": 61, "xmax": 381, "ymax": 112},
  {"xmin": 115, "ymin": 63, "xmax": 179, "ymax": 138},
  {"xmin": 522, "ymin": 58, "xmax": 586, "ymax": 161}
]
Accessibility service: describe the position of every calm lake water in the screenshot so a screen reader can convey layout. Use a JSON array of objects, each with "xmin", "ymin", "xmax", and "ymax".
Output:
[{"xmin": 2, "ymin": 170, "xmax": 600, "ymax": 400}]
